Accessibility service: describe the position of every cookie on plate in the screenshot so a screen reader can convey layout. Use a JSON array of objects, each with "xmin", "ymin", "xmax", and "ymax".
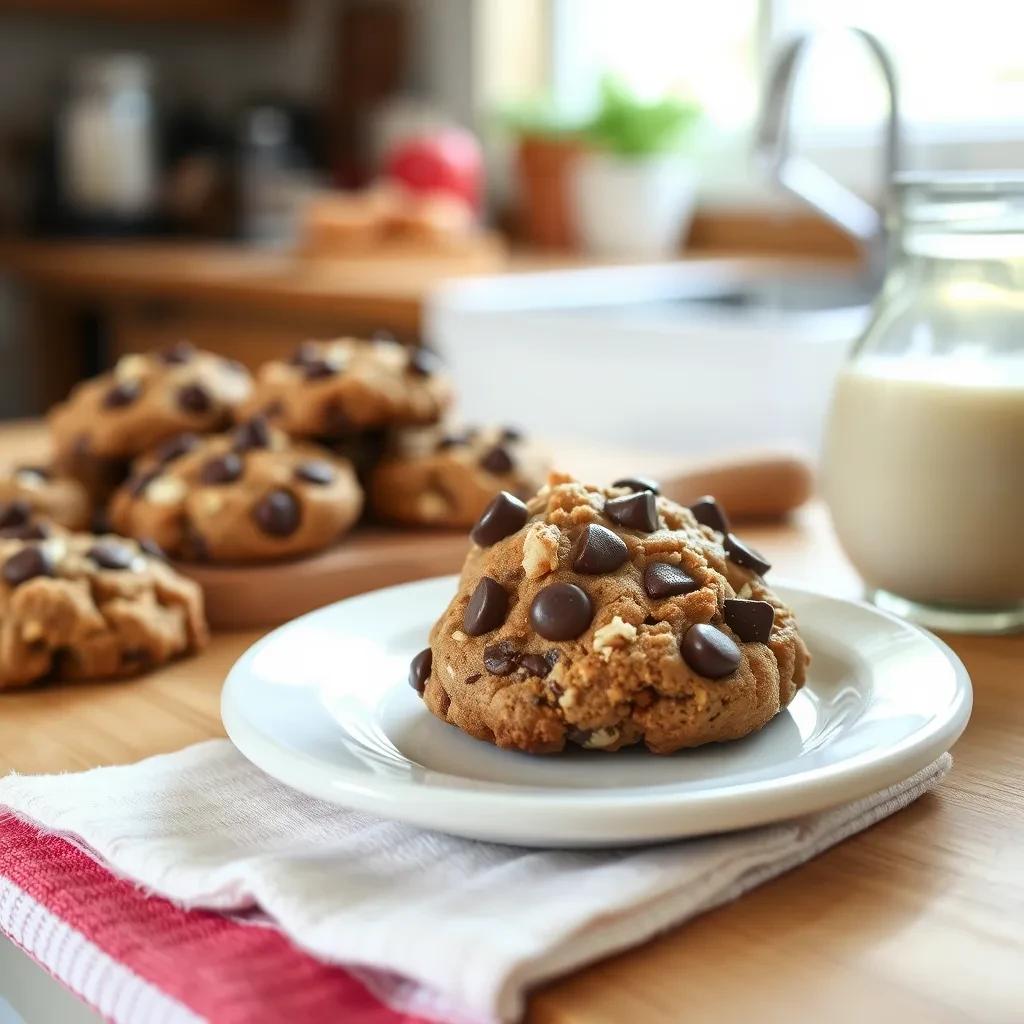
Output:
[
  {"xmin": 49, "ymin": 343, "xmax": 253, "ymax": 500},
  {"xmin": 369, "ymin": 425, "xmax": 548, "ymax": 528},
  {"xmin": 412, "ymin": 474, "xmax": 809, "ymax": 755},
  {"xmin": 238, "ymin": 336, "xmax": 451, "ymax": 440},
  {"xmin": 0, "ymin": 465, "xmax": 92, "ymax": 538},
  {"xmin": 0, "ymin": 532, "xmax": 207, "ymax": 690},
  {"xmin": 108, "ymin": 417, "xmax": 363, "ymax": 563}
]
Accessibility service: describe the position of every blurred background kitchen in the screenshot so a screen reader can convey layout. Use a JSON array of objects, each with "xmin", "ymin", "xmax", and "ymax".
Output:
[{"xmin": 0, "ymin": 0, "xmax": 1021, "ymax": 452}]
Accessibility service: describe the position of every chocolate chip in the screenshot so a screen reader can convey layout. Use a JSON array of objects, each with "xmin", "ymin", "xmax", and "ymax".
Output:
[
  {"xmin": 605, "ymin": 490, "xmax": 658, "ymax": 532},
  {"xmin": 232, "ymin": 415, "xmax": 272, "ymax": 452},
  {"xmin": 530, "ymin": 583, "xmax": 593, "ymax": 641},
  {"xmin": 680, "ymin": 623, "xmax": 741, "ymax": 679},
  {"xmin": 690, "ymin": 496, "xmax": 730, "ymax": 534},
  {"xmin": 409, "ymin": 647, "xmax": 432, "ymax": 694},
  {"xmin": 723, "ymin": 598, "xmax": 775, "ymax": 643},
  {"xmin": 463, "ymin": 576, "xmax": 508, "ymax": 636},
  {"xmin": 0, "ymin": 521, "xmax": 50, "ymax": 541},
  {"xmin": 88, "ymin": 541, "xmax": 134, "ymax": 571},
  {"xmin": 643, "ymin": 562, "xmax": 699, "ymax": 599},
  {"xmin": 572, "ymin": 523, "xmax": 628, "ymax": 574},
  {"xmin": 612, "ymin": 475, "xmax": 660, "ymax": 495},
  {"xmin": 154, "ymin": 432, "xmax": 200, "ymax": 464},
  {"xmin": 295, "ymin": 460, "xmax": 335, "ymax": 486},
  {"xmin": 483, "ymin": 640, "xmax": 520, "ymax": 675},
  {"xmin": 177, "ymin": 383, "xmax": 212, "ymax": 415},
  {"xmin": 470, "ymin": 491, "xmax": 528, "ymax": 547},
  {"xmin": 200, "ymin": 453, "xmax": 243, "ymax": 485},
  {"xmin": 0, "ymin": 500, "xmax": 31, "ymax": 529},
  {"xmin": 465, "ymin": 673, "xmax": 482, "ymax": 685},
  {"xmin": 160, "ymin": 341, "xmax": 196, "ymax": 364},
  {"xmin": 518, "ymin": 653, "xmax": 553, "ymax": 677},
  {"xmin": 139, "ymin": 537, "xmax": 167, "ymax": 560},
  {"xmin": 479, "ymin": 446, "xmax": 515, "ymax": 475},
  {"xmin": 724, "ymin": 533, "xmax": 771, "ymax": 576},
  {"xmin": 501, "ymin": 426, "xmax": 524, "ymax": 443},
  {"xmin": 103, "ymin": 379, "xmax": 142, "ymax": 409},
  {"xmin": 408, "ymin": 347, "xmax": 441, "ymax": 377},
  {"xmin": 251, "ymin": 489, "xmax": 301, "ymax": 537},
  {"xmin": 127, "ymin": 468, "xmax": 160, "ymax": 498},
  {"xmin": 3, "ymin": 546, "xmax": 55, "ymax": 587}
]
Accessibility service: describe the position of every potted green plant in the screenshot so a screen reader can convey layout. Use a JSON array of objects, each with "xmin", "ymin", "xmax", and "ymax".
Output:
[{"xmin": 573, "ymin": 78, "xmax": 701, "ymax": 258}]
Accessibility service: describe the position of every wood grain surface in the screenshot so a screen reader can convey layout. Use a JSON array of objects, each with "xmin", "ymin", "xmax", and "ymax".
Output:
[{"xmin": 0, "ymin": 422, "xmax": 1020, "ymax": 1023}]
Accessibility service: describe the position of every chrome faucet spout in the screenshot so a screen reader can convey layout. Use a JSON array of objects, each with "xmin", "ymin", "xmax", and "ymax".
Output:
[{"xmin": 755, "ymin": 27, "xmax": 902, "ymax": 278}]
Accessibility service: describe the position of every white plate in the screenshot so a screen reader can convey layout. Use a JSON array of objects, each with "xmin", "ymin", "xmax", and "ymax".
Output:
[{"xmin": 222, "ymin": 576, "xmax": 972, "ymax": 847}]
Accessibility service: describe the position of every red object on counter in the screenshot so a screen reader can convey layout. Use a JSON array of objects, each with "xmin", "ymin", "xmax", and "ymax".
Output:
[{"xmin": 384, "ymin": 128, "xmax": 483, "ymax": 211}]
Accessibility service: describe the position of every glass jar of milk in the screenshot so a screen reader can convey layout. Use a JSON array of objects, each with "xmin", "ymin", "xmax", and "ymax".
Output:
[{"xmin": 824, "ymin": 174, "xmax": 1024, "ymax": 634}]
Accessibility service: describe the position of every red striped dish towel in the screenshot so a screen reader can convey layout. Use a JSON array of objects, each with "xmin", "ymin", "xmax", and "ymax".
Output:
[{"xmin": 0, "ymin": 741, "xmax": 951, "ymax": 1024}]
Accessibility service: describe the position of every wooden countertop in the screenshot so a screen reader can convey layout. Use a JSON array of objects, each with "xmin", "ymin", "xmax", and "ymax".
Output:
[{"xmin": 0, "ymin": 423, "xmax": 1021, "ymax": 1022}]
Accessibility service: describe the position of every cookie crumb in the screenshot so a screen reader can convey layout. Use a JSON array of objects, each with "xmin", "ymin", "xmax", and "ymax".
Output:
[
  {"xmin": 522, "ymin": 521, "xmax": 560, "ymax": 579},
  {"xmin": 593, "ymin": 615, "xmax": 638, "ymax": 657}
]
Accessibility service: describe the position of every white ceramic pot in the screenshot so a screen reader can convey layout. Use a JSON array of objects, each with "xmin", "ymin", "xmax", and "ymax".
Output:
[{"xmin": 572, "ymin": 151, "xmax": 697, "ymax": 259}]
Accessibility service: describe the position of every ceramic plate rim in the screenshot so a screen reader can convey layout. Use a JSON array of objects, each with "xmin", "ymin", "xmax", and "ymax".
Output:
[{"xmin": 221, "ymin": 576, "xmax": 972, "ymax": 839}]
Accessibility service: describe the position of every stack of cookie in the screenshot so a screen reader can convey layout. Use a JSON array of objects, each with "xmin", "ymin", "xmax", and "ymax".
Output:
[{"xmin": 1, "ymin": 333, "xmax": 548, "ymax": 688}]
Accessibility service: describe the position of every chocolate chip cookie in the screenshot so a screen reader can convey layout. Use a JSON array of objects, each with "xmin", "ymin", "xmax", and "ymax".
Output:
[
  {"xmin": 49, "ymin": 343, "xmax": 253, "ymax": 500},
  {"xmin": 0, "ymin": 465, "xmax": 91, "ymax": 538},
  {"xmin": 238, "ymin": 337, "xmax": 451, "ymax": 440},
  {"xmin": 413, "ymin": 475, "xmax": 809, "ymax": 754},
  {"xmin": 108, "ymin": 417, "xmax": 363, "ymax": 562},
  {"xmin": 368, "ymin": 425, "xmax": 548, "ymax": 528},
  {"xmin": 0, "ymin": 532, "xmax": 207, "ymax": 690}
]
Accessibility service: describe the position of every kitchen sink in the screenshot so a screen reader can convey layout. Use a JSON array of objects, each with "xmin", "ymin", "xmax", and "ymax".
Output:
[{"xmin": 427, "ymin": 258, "xmax": 875, "ymax": 459}]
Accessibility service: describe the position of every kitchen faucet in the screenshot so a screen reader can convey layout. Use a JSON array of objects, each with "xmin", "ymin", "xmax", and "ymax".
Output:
[{"xmin": 755, "ymin": 27, "xmax": 902, "ymax": 282}]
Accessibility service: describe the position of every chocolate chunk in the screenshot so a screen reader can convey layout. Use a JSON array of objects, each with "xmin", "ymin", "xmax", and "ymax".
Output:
[
  {"xmin": 0, "ymin": 521, "xmax": 50, "ymax": 541},
  {"xmin": 3, "ymin": 546, "xmax": 55, "ymax": 587},
  {"xmin": 518, "ymin": 653, "xmax": 554, "ymax": 678},
  {"xmin": 295, "ymin": 460, "xmax": 335, "ymax": 486},
  {"xmin": 605, "ymin": 490, "xmax": 658, "ymax": 532},
  {"xmin": 232, "ymin": 415, "xmax": 272, "ymax": 452},
  {"xmin": 160, "ymin": 341, "xmax": 196, "ymax": 364},
  {"xmin": 680, "ymin": 623, "xmax": 741, "ymax": 679},
  {"xmin": 724, "ymin": 533, "xmax": 771, "ymax": 576},
  {"xmin": 471, "ymin": 491, "xmax": 528, "ymax": 546},
  {"xmin": 465, "ymin": 673, "xmax": 482, "ymax": 685},
  {"xmin": 723, "ymin": 598, "xmax": 775, "ymax": 643},
  {"xmin": 127, "ymin": 468, "xmax": 161, "ymax": 499},
  {"xmin": 479, "ymin": 446, "xmax": 515, "ymax": 475},
  {"xmin": 409, "ymin": 647, "xmax": 432, "ymax": 693},
  {"xmin": 483, "ymin": 640, "xmax": 520, "ymax": 675},
  {"xmin": 643, "ymin": 562, "xmax": 699, "ymax": 599},
  {"xmin": 103, "ymin": 379, "xmax": 141, "ymax": 409},
  {"xmin": 530, "ymin": 583, "xmax": 593, "ymax": 641},
  {"xmin": 154, "ymin": 432, "xmax": 200, "ymax": 464},
  {"xmin": 612, "ymin": 475, "xmax": 660, "ymax": 495},
  {"xmin": 139, "ymin": 537, "xmax": 167, "ymax": 560},
  {"xmin": 690, "ymin": 496, "xmax": 730, "ymax": 534},
  {"xmin": 251, "ymin": 489, "xmax": 301, "ymax": 537},
  {"xmin": 88, "ymin": 541, "xmax": 135, "ymax": 571},
  {"xmin": 177, "ymin": 383, "xmax": 212, "ymax": 415},
  {"xmin": 573, "ymin": 523, "xmax": 629, "ymax": 574},
  {"xmin": 463, "ymin": 576, "xmax": 508, "ymax": 636},
  {"xmin": 408, "ymin": 347, "xmax": 441, "ymax": 377},
  {"xmin": 0, "ymin": 500, "xmax": 31, "ymax": 529},
  {"xmin": 200, "ymin": 453, "xmax": 243, "ymax": 485},
  {"xmin": 501, "ymin": 426, "xmax": 524, "ymax": 443}
]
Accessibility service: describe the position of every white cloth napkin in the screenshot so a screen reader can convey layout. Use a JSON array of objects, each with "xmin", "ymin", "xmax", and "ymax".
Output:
[{"xmin": 0, "ymin": 741, "xmax": 950, "ymax": 1024}]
